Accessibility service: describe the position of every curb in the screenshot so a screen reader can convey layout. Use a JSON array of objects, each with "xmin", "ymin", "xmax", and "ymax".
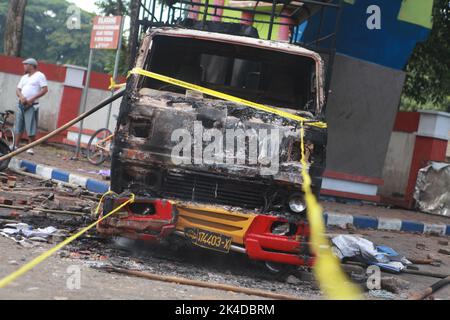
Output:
[
  {"xmin": 324, "ymin": 212, "xmax": 450, "ymax": 237},
  {"xmin": 8, "ymin": 158, "xmax": 110, "ymax": 194},
  {"xmin": 7, "ymin": 159, "xmax": 450, "ymax": 238}
]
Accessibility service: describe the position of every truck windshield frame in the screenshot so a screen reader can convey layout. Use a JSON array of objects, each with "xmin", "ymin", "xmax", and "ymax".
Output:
[{"xmin": 140, "ymin": 34, "xmax": 322, "ymax": 115}]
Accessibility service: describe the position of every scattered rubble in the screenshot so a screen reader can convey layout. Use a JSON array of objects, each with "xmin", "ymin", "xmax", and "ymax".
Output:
[
  {"xmin": 438, "ymin": 248, "xmax": 450, "ymax": 255},
  {"xmin": 368, "ymin": 289, "xmax": 397, "ymax": 300},
  {"xmin": 427, "ymin": 254, "xmax": 443, "ymax": 263},
  {"xmin": 381, "ymin": 277, "xmax": 411, "ymax": 294},
  {"xmin": 285, "ymin": 275, "xmax": 302, "ymax": 285},
  {"xmin": 416, "ymin": 243, "xmax": 428, "ymax": 251},
  {"xmin": 438, "ymin": 240, "xmax": 449, "ymax": 246},
  {"xmin": 332, "ymin": 235, "xmax": 411, "ymax": 272}
]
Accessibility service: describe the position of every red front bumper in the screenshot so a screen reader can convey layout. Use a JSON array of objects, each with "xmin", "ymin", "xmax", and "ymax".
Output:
[
  {"xmin": 244, "ymin": 215, "xmax": 314, "ymax": 266},
  {"xmin": 97, "ymin": 198, "xmax": 177, "ymax": 241},
  {"xmin": 97, "ymin": 197, "xmax": 314, "ymax": 267}
]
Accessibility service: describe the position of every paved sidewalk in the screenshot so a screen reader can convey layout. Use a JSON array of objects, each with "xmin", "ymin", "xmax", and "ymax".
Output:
[
  {"xmin": 18, "ymin": 144, "xmax": 110, "ymax": 180},
  {"xmin": 322, "ymin": 201, "xmax": 450, "ymax": 226},
  {"xmin": 9, "ymin": 158, "xmax": 110, "ymax": 194}
]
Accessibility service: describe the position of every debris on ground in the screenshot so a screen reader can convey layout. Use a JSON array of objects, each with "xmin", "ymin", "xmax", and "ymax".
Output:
[
  {"xmin": 438, "ymin": 248, "xmax": 450, "ymax": 255},
  {"xmin": 0, "ymin": 222, "xmax": 60, "ymax": 247},
  {"xmin": 427, "ymin": 254, "xmax": 443, "ymax": 263},
  {"xmin": 414, "ymin": 162, "xmax": 450, "ymax": 217},
  {"xmin": 76, "ymin": 169, "xmax": 111, "ymax": 180},
  {"xmin": 416, "ymin": 242, "xmax": 428, "ymax": 251},
  {"xmin": 285, "ymin": 275, "xmax": 302, "ymax": 285},
  {"xmin": 0, "ymin": 170, "xmax": 99, "ymax": 218},
  {"xmin": 331, "ymin": 235, "xmax": 411, "ymax": 272},
  {"xmin": 368, "ymin": 289, "xmax": 397, "ymax": 300},
  {"xmin": 381, "ymin": 276, "xmax": 411, "ymax": 294}
]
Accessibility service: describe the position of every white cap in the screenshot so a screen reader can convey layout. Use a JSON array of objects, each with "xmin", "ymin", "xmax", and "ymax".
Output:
[{"xmin": 22, "ymin": 58, "xmax": 38, "ymax": 67}]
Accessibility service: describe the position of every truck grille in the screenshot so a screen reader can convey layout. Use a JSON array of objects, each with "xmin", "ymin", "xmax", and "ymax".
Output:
[{"xmin": 161, "ymin": 171, "xmax": 268, "ymax": 210}]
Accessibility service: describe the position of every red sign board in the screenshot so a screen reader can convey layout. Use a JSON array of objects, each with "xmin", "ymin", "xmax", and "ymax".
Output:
[{"xmin": 90, "ymin": 16, "xmax": 122, "ymax": 50}]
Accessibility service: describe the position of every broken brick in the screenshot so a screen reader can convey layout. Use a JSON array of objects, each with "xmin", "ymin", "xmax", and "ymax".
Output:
[
  {"xmin": 7, "ymin": 176, "xmax": 17, "ymax": 188},
  {"xmin": 438, "ymin": 248, "xmax": 450, "ymax": 255},
  {"xmin": 381, "ymin": 277, "xmax": 410, "ymax": 294},
  {"xmin": 0, "ymin": 197, "xmax": 13, "ymax": 205},
  {"xmin": 416, "ymin": 243, "xmax": 427, "ymax": 250},
  {"xmin": 428, "ymin": 254, "xmax": 443, "ymax": 263}
]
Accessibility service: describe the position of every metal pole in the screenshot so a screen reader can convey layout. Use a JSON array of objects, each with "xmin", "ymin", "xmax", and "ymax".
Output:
[
  {"xmin": 322, "ymin": 0, "xmax": 343, "ymax": 113},
  {"xmin": 74, "ymin": 49, "xmax": 94, "ymax": 159},
  {"xmin": 202, "ymin": 0, "xmax": 209, "ymax": 30},
  {"xmin": 105, "ymin": 17, "xmax": 125, "ymax": 129},
  {"xmin": 267, "ymin": 0, "xmax": 276, "ymax": 40}
]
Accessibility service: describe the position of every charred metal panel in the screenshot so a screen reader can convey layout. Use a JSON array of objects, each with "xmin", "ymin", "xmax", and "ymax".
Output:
[{"xmin": 112, "ymin": 88, "xmax": 326, "ymax": 216}]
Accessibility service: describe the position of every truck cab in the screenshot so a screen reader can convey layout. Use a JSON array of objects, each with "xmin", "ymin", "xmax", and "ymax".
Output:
[{"xmin": 98, "ymin": 27, "xmax": 327, "ymax": 267}]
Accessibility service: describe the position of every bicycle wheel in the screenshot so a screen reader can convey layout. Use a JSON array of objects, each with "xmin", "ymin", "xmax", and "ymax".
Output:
[
  {"xmin": 2, "ymin": 128, "xmax": 15, "ymax": 149},
  {"xmin": 87, "ymin": 128, "xmax": 113, "ymax": 165}
]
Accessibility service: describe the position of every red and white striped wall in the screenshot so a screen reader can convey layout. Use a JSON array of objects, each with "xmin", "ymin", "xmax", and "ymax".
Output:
[
  {"xmin": 380, "ymin": 111, "xmax": 450, "ymax": 208},
  {"xmin": 0, "ymin": 55, "xmax": 124, "ymax": 144}
]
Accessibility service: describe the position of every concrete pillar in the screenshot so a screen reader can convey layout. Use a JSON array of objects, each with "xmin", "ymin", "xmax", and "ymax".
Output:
[
  {"xmin": 55, "ymin": 65, "xmax": 86, "ymax": 142},
  {"xmin": 404, "ymin": 111, "xmax": 450, "ymax": 207}
]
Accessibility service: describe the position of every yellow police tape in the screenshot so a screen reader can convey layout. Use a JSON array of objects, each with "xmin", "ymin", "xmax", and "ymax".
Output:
[
  {"xmin": 109, "ymin": 77, "xmax": 126, "ymax": 91},
  {"xmin": 299, "ymin": 125, "xmax": 361, "ymax": 299},
  {"xmin": 126, "ymin": 67, "xmax": 361, "ymax": 299},
  {"xmin": 0, "ymin": 192, "xmax": 135, "ymax": 289}
]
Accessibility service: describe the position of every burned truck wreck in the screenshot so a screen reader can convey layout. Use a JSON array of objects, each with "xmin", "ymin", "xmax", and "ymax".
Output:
[{"xmin": 98, "ymin": 28, "xmax": 327, "ymax": 267}]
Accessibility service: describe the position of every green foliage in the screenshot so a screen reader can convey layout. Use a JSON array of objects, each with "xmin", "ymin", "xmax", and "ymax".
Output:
[
  {"xmin": 0, "ymin": 0, "xmax": 123, "ymax": 73},
  {"xmin": 402, "ymin": 0, "xmax": 450, "ymax": 112},
  {"xmin": 95, "ymin": 0, "xmax": 129, "ymax": 16},
  {"xmin": 0, "ymin": 1, "xmax": 8, "ymax": 53}
]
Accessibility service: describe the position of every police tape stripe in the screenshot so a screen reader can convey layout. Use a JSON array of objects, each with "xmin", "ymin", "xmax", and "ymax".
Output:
[
  {"xmin": 129, "ymin": 68, "xmax": 327, "ymax": 129},
  {"xmin": 109, "ymin": 77, "xmax": 126, "ymax": 90},
  {"xmin": 0, "ymin": 193, "xmax": 135, "ymax": 289},
  {"xmin": 125, "ymin": 68, "xmax": 360, "ymax": 299},
  {"xmin": 300, "ymin": 125, "xmax": 361, "ymax": 299}
]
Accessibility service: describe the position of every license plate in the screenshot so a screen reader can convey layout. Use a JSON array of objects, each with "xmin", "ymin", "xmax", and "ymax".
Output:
[{"xmin": 185, "ymin": 228, "xmax": 232, "ymax": 253}]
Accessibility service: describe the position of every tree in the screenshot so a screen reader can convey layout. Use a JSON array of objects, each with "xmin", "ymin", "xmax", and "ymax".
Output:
[
  {"xmin": 402, "ymin": 0, "xmax": 450, "ymax": 111},
  {"xmin": 95, "ymin": 0, "xmax": 129, "ymax": 16},
  {"xmin": 0, "ymin": 0, "xmax": 116, "ymax": 72},
  {"xmin": 3, "ymin": 0, "xmax": 28, "ymax": 56}
]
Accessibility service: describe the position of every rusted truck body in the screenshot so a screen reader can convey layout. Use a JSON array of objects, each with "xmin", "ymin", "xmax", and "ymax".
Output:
[{"xmin": 98, "ymin": 28, "xmax": 327, "ymax": 267}]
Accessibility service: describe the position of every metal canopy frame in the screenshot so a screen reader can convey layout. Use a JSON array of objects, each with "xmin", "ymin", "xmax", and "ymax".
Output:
[{"xmin": 131, "ymin": 0, "xmax": 343, "ymax": 104}]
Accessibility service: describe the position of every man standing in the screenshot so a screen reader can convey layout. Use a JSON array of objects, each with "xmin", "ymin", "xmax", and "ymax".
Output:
[{"xmin": 14, "ymin": 58, "xmax": 48, "ymax": 154}]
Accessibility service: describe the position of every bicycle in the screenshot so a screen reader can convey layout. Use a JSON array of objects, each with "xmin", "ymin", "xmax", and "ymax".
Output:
[
  {"xmin": 0, "ymin": 110, "xmax": 14, "ymax": 172},
  {"xmin": 0, "ymin": 110, "xmax": 15, "ymax": 149},
  {"xmin": 86, "ymin": 128, "xmax": 114, "ymax": 165}
]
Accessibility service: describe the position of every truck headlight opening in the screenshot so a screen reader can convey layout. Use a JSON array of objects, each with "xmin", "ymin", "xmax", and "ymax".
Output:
[
  {"xmin": 288, "ymin": 194, "xmax": 306, "ymax": 214},
  {"xmin": 270, "ymin": 221, "xmax": 291, "ymax": 236}
]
